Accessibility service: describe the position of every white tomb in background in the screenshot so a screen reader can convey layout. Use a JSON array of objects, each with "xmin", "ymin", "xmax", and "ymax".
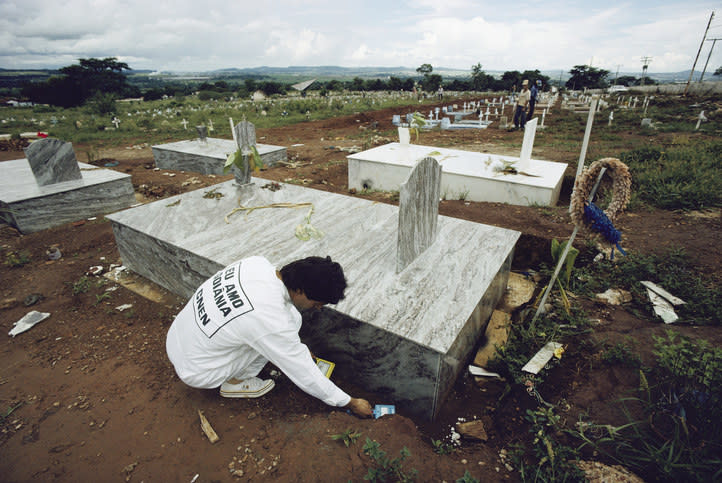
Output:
[{"xmin": 348, "ymin": 118, "xmax": 567, "ymax": 206}]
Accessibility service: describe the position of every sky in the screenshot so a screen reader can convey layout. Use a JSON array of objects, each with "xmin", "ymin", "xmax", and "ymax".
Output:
[{"xmin": 1, "ymin": 0, "xmax": 721, "ymax": 75}]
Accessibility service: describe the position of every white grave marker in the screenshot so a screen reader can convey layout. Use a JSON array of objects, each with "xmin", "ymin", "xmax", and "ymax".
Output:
[{"xmin": 517, "ymin": 118, "xmax": 538, "ymax": 173}]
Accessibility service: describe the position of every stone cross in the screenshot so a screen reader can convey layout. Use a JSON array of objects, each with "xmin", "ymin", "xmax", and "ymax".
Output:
[
  {"xmin": 207, "ymin": 119, "xmax": 214, "ymax": 132},
  {"xmin": 111, "ymin": 117, "xmax": 120, "ymax": 129},
  {"xmin": 181, "ymin": 119, "xmax": 189, "ymax": 130},
  {"xmin": 24, "ymin": 138, "xmax": 82, "ymax": 187},
  {"xmin": 695, "ymin": 110, "xmax": 707, "ymax": 130},
  {"xmin": 396, "ymin": 156, "xmax": 441, "ymax": 273},
  {"xmin": 608, "ymin": 110, "xmax": 614, "ymax": 126}
]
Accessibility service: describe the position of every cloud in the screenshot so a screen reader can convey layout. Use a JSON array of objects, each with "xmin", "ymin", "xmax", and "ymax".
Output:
[{"xmin": 0, "ymin": 0, "xmax": 719, "ymax": 72}]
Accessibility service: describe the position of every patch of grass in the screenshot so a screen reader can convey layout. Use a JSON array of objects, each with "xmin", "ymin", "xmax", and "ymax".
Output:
[
  {"xmin": 601, "ymin": 341, "xmax": 642, "ymax": 368},
  {"xmin": 571, "ymin": 248, "xmax": 722, "ymax": 326},
  {"xmin": 362, "ymin": 437, "xmax": 417, "ymax": 482},
  {"xmin": 1, "ymin": 402, "xmax": 22, "ymax": 422},
  {"xmin": 4, "ymin": 250, "xmax": 31, "ymax": 267},
  {"xmin": 508, "ymin": 407, "xmax": 586, "ymax": 482},
  {"xmin": 71, "ymin": 276, "xmax": 91, "ymax": 295},
  {"xmin": 619, "ymin": 141, "xmax": 722, "ymax": 210},
  {"xmin": 573, "ymin": 332, "xmax": 722, "ymax": 482},
  {"xmin": 93, "ymin": 292, "xmax": 111, "ymax": 306},
  {"xmin": 431, "ymin": 438, "xmax": 455, "ymax": 455}
]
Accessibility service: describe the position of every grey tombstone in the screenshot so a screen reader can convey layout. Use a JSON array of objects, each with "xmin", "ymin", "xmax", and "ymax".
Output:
[
  {"xmin": 232, "ymin": 120, "xmax": 256, "ymax": 185},
  {"xmin": 397, "ymin": 156, "xmax": 441, "ymax": 273},
  {"xmin": 196, "ymin": 125, "xmax": 208, "ymax": 143},
  {"xmin": 24, "ymin": 138, "xmax": 82, "ymax": 187},
  {"xmin": 440, "ymin": 118, "xmax": 451, "ymax": 130}
]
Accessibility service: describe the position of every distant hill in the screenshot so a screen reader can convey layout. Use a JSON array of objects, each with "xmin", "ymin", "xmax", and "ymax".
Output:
[{"xmin": 2, "ymin": 65, "xmax": 718, "ymax": 85}]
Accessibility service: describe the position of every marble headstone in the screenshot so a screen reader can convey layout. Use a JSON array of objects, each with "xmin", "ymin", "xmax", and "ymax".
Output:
[
  {"xmin": 517, "ymin": 117, "xmax": 538, "ymax": 172},
  {"xmin": 196, "ymin": 125, "xmax": 208, "ymax": 142},
  {"xmin": 24, "ymin": 138, "xmax": 82, "ymax": 186},
  {"xmin": 397, "ymin": 157, "xmax": 441, "ymax": 273},
  {"xmin": 232, "ymin": 121, "xmax": 256, "ymax": 184}
]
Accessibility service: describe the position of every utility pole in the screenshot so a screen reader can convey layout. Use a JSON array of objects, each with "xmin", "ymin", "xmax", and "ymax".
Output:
[
  {"xmin": 700, "ymin": 38, "xmax": 721, "ymax": 82},
  {"xmin": 640, "ymin": 56, "xmax": 652, "ymax": 85},
  {"xmin": 614, "ymin": 64, "xmax": 621, "ymax": 85},
  {"xmin": 684, "ymin": 10, "xmax": 715, "ymax": 95}
]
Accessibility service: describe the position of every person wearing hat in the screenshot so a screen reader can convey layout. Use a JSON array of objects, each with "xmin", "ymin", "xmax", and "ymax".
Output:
[
  {"xmin": 528, "ymin": 79, "xmax": 541, "ymax": 120},
  {"xmin": 513, "ymin": 79, "xmax": 531, "ymax": 130}
]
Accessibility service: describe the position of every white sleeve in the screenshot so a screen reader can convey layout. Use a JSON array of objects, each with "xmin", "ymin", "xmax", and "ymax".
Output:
[{"xmin": 251, "ymin": 331, "xmax": 351, "ymax": 407}]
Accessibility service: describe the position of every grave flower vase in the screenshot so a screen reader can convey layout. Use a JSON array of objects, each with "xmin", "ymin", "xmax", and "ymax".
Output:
[{"xmin": 231, "ymin": 153, "xmax": 251, "ymax": 185}]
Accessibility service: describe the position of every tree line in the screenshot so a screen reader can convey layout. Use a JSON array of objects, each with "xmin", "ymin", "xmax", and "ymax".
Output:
[{"xmin": 16, "ymin": 57, "xmax": 661, "ymax": 110}]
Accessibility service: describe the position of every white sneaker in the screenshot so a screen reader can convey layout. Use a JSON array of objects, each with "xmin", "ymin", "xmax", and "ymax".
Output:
[{"xmin": 220, "ymin": 377, "xmax": 275, "ymax": 398}]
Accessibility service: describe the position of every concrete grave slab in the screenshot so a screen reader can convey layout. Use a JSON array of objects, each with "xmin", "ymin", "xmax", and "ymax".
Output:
[
  {"xmin": 107, "ymin": 179, "xmax": 520, "ymax": 420},
  {"xmin": 0, "ymin": 158, "xmax": 135, "ymax": 233},
  {"xmin": 152, "ymin": 138, "xmax": 286, "ymax": 175},
  {"xmin": 348, "ymin": 143, "xmax": 567, "ymax": 206}
]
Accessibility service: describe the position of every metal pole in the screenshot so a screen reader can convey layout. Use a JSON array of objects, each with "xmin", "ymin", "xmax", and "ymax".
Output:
[
  {"xmin": 570, "ymin": 96, "xmax": 599, "ymax": 211},
  {"xmin": 532, "ymin": 168, "xmax": 608, "ymax": 326},
  {"xmin": 684, "ymin": 11, "xmax": 714, "ymax": 95},
  {"xmin": 700, "ymin": 38, "xmax": 720, "ymax": 82}
]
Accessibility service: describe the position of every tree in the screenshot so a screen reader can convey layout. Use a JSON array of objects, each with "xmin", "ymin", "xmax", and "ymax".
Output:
[
  {"xmin": 21, "ymin": 57, "xmax": 137, "ymax": 107},
  {"xmin": 421, "ymin": 73, "xmax": 443, "ymax": 92},
  {"xmin": 615, "ymin": 75, "xmax": 639, "ymax": 86},
  {"xmin": 416, "ymin": 64, "xmax": 433, "ymax": 76},
  {"xmin": 470, "ymin": 63, "xmax": 494, "ymax": 91},
  {"xmin": 714, "ymin": 66, "xmax": 722, "ymax": 76},
  {"xmin": 565, "ymin": 65, "xmax": 609, "ymax": 90},
  {"xmin": 499, "ymin": 71, "xmax": 522, "ymax": 91}
]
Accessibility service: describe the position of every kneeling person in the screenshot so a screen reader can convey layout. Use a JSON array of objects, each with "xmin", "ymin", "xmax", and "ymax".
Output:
[{"xmin": 166, "ymin": 255, "xmax": 372, "ymax": 418}]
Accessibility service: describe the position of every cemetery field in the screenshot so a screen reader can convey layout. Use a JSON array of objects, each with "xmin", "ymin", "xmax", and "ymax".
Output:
[{"xmin": 1, "ymin": 95, "xmax": 721, "ymax": 482}]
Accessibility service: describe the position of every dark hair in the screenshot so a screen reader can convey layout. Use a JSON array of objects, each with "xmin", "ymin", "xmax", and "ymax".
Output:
[{"xmin": 280, "ymin": 256, "xmax": 347, "ymax": 304}]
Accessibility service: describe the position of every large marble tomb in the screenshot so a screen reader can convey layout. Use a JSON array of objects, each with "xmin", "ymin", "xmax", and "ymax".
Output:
[
  {"xmin": 0, "ymin": 156, "xmax": 135, "ymax": 234},
  {"xmin": 348, "ymin": 141, "xmax": 567, "ymax": 206},
  {"xmin": 152, "ymin": 137, "xmax": 287, "ymax": 174},
  {"xmin": 107, "ymin": 179, "xmax": 520, "ymax": 420}
]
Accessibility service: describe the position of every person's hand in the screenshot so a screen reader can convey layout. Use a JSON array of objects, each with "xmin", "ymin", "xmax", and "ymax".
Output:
[{"xmin": 345, "ymin": 397, "xmax": 373, "ymax": 418}]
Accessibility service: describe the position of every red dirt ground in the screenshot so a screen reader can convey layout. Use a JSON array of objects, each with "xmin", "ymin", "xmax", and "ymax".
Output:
[{"xmin": 1, "ymin": 101, "xmax": 720, "ymax": 482}]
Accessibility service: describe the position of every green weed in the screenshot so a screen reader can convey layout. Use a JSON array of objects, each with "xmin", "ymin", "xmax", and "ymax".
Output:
[
  {"xmin": 4, "ymin": 250, "xmax": 31, "ymax": 267},
  {"xmin": 431, "ymin": 438, "xmax": 455, "ymax": 455},
  {"xmin": 329, "ymin": 428, "xmax": 362, "ymax": 447},
  {"xmin": 601, "ymin": 341, "xmax": 642, "ymax": 368},
  {"xmin": 93, "ymin": 292, "xmax": 111, "ymax": 306},
  {"xmin": 573, "ymin": 333, "xmax": 722, "ymax": 482},
  {"xmin": 71, "ymin": 276, "xmax": 91, "ymax": 295},
  {"xmin": 362, "ymin": 437, "xmax": 417, "ymax": 482}
]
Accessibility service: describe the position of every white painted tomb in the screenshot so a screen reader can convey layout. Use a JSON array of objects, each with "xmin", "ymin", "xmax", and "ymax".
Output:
[
  {"xmin": 0, "ymin": 157, "xmax": 135, "ymax": 234},
  {"xmin": 348, "ymin": 142, "xmax": 567, "ymax": 206},
  {"xmin": 107, "ymin": 177, "xmax": 519, "ymax": 420},
  {"xmin": 152, "ymin": 137, "xmax": 287, "ymax": 175}
]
